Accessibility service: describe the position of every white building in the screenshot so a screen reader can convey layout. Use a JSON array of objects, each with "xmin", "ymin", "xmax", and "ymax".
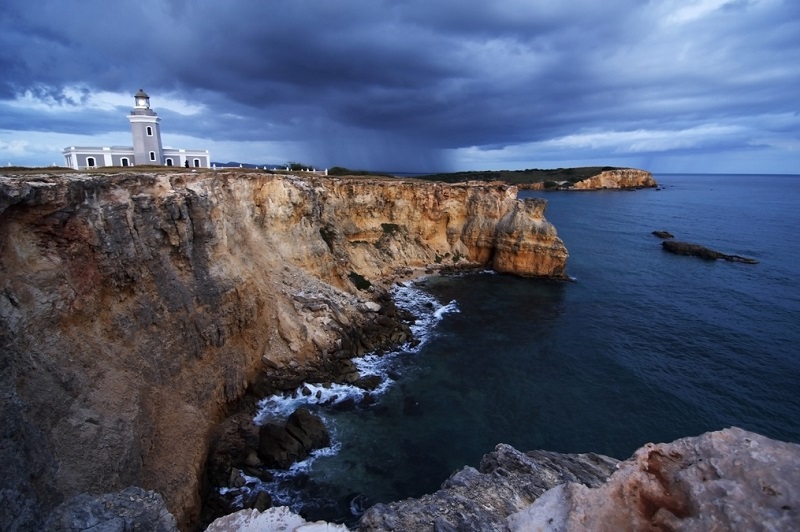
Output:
[{"xmin": 63, "ymin": 89, "xmax": 211, "ymax": 170}]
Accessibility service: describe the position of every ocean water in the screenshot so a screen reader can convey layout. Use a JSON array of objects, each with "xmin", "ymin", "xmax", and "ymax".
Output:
[{"xmin": 239, "ymin": 174, "xmax": 800, "ymax": 524}]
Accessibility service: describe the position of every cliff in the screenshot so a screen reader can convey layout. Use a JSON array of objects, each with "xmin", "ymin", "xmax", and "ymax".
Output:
[
  {"xmin": 526, "ymin": 168, "xmax": 657, "ymax": 190},
  {"xmin": 0, "ymin": 171, "xmax": 567, "ymax": 529},
  {"xmin": 570, "ymin": 168, "xmax": 657, "ymax": 190}
]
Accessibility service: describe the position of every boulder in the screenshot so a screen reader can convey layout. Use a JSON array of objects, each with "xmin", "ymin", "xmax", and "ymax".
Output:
[
  {"xmin": 257, "ymin": 409, "xmax": 330, "ymax": 469},
  {"xmin": 257, "ymin": 422, "xmax": 307, "ymax": 469},
  {"xmin": 354, "ymin": 374, "xmax": 383, "ymax": 391},
  {"xmin": 286, "ymin": 407, "xmax": 331, "ymax": 451}
]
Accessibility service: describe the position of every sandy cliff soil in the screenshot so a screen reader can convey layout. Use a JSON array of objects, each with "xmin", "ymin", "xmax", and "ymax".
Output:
[{"xmin": 0, "ymin": 171, "xmax": 567, "ymax": 529}]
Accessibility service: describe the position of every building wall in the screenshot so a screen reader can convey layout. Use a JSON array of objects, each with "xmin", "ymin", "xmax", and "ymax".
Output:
[
  {"xmin": 129, "ymin": 116, "xmax": 164, "ymax": 165},
  {"xmin": 163, "ymin": 149, "xmax": 211, "ymax": 168}
]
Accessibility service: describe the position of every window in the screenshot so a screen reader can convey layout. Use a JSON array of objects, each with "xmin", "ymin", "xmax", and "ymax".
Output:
[
  {"xmin": 149, "ymin": 151, "xmax": 156, "ymax": 161},
  {"xmin": 121, "ymin": 158, "xmax": 129, "ymax": 167},
  {"xmin": 87, "ymin": 157, "xmax": 96, "ymax": 167},
  {"xmin": 146, "ymin": 126, "xmax": 153, "ymax": 136},
  {"xmin": 193, "ymin": 158, "xmax": 201, "ymax": 167},
  {"xmin": 165, "ymin": 158, "xmax": 173, "ymax": 166}
]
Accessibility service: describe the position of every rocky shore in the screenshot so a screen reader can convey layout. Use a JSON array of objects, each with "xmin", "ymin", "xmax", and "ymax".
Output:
[
  {"xmin": 0, "ymin": 170, "xmax": 567, "ymax": 530},
  {"xmin": 201, "ymin": 427, "xmax": 799, "ymax": 531}
]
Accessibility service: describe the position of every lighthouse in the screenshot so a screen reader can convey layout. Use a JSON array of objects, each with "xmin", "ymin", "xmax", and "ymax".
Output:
[
  {"xmin": 62, "ymin": 89, "xmax": 210, "ymax": 170},
  {"xmin": 127, "ymin": 89, "xmax": 164, "ymax": 165}
]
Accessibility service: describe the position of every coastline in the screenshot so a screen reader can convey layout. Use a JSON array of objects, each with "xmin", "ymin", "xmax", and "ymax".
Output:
[{"xmin": 0, "ymin": 170, "xmax": 567, "ymax": 530}]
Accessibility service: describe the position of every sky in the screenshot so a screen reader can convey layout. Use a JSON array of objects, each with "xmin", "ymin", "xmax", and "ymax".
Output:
[{"xmin": 1, "ymin": 0, "xmax": 798, "ymax": 174}]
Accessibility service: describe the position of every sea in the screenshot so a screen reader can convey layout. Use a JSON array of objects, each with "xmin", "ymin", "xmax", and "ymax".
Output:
[{"xmin": 226, "ymin": 173, "xmax": 800, "ymax": 525}]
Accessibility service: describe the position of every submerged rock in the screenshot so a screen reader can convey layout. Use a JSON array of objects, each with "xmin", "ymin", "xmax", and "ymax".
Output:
[
  {"xmin": 651, "ymin": 230, "xmax": 674, "ymax": 239},
  {"xmin": 662, "ymin": 240, "xmax": 758, "ymax": 263}
]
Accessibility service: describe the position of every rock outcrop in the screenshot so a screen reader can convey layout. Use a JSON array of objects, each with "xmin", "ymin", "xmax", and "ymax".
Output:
[
  {"xmin": 358, "ymin": 444, "xmax": 619, "ymax": 531},
  {"xmin": 662, "ymin": 240, "xmax": 758, "ymax": 263},
  {"xmin": 351, "ymin": 428, "xmax": 800, "ymax": 531},
  {"xmin": 571, "ymin": 168, "xmax": 657, "ymax": 190},
  {"xmin": 0, "ymin": 171, "xmax": 567, "ymax": 529},
  {"xmin": 509, "ymin": 427, "xmax": 799, "ymax": 531}
]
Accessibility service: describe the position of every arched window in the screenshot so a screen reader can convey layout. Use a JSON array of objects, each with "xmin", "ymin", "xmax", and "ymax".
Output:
[
  {"xmin": 165, "ymin": 158, "xmax": 173, "ymax": 166},
  {"xmin": 146, "ymin": 126, "xmax": 153, "ymax": 136},
  {"xmin": 149, "ymin": 151, "xmax": 156, "ymax": 161},
  {"xmin": 193, "ymin": 158, "xmax": 201, "ymax": 167},
  {"xmin": 87, "ymin": 157, "xmax": 96, "ymax": 168},
  {"xmin": 121, "ymin": 158, "xmax": 129, "ymax": 167}
]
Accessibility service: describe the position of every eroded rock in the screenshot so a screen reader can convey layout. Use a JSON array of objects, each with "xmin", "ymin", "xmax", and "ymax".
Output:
[
  {"xmin": 509, "ymin": 427, "xmax": 800, "ymax": 531},
  {"xmin": 43, "ymin": 486, "xmax": 177, "ymax": 532},
  {"xmin": 357, "ymin": 444, "xmax": 618, "ymax": 531},
  {"xmin": 0, "ymin": 171, "xmax": 567, "ymax": 527}
]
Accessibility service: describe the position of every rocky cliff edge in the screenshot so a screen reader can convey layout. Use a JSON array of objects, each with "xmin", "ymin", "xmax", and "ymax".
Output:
[{"xmin": 0, "ymin": 171, "xmax": 567, "ymax": 529}]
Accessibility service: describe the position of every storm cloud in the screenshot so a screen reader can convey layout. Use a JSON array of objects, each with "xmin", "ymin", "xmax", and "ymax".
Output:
[{"xmin": 1, "ymin": 0, "xmax": 798, "ymax": 172}]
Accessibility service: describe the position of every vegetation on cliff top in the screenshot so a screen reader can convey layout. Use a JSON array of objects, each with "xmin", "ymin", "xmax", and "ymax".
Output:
[{"xmin": 417, "ymin": 166, "xmax": 624, "ymax": 186}]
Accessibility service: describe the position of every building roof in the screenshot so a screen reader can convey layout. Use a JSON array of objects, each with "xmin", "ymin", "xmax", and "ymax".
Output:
[{"xmin": 134, "ymin": 89, "xmax": 149, "ymax": 99}]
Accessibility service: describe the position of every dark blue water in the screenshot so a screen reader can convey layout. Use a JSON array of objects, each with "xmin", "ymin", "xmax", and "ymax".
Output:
[{"xmin": 247, "ymin": 174, "xmax": 800, "ymax": 523}]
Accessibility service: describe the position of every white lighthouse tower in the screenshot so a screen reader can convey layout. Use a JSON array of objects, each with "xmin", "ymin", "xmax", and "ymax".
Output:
[{"xmin": 127, "ymin": 89, "xmax": 164, "ymax": 165}]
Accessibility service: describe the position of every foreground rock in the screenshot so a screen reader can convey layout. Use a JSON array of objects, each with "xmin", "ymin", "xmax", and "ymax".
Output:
[
  {"xmin": 0, "ymin": 171, "xmax": 567, "ymax": 529},
  {"xmin": 43, "ymin": 486, "xmax": 177, "ymax": 531},
  {"xmin": 206, "ymin": 506, "xmax": 348, "ymax": 531},
  {"xmin": 510, "ymin": 427, "xmax": 799, "ymax": 531},
  {"xmin": 354, "ymin": 428, "xmax": 799, "ymax": 531},
  {"xmin": 358, "ymin": 444, "xmax": 619, "ymax": 531},
  {"xmin": 662, "ymin": 240, "xmax": 758, "ymax": 263}
]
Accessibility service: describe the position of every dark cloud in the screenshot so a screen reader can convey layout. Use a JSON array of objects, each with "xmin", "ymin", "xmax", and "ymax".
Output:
[{"xmin": 1, "ymin": 0, "xmax": 799, "ymax": 172}]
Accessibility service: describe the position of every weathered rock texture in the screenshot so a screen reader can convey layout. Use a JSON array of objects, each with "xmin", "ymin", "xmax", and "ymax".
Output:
[
  {"xmin": 509, "ymin": 427, "xmax": 800, "ymax": 531},
  {"xmin": 358, "ymin": 444, "xmax": 619, "ymax": 531},
  {"xmin": 354, "ymin": 428, "xmax": 800, "ymax": 531},
  {"xmin": 525, "ymin": 168, "xmax": 657, "ymax": 191},
  {"xmin": 0, "ymin": 171, "xmax": 567, "ymax": 529},
  {"xmin": 43, "ymin": 486, "xmax": 177, "ymax": 532},
  {"xmin": 206, "ymin": 506, "xmax": 348, "ymax": 532},
  {"xmin": 571, "ymin": 168, "xmax": 657, "ymax": 190}
]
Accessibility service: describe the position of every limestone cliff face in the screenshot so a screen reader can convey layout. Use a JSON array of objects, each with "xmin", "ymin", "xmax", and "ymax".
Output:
[
  {"xmin": 571, "ymin": 168, "xmax": 657, "ymax": 190},
  {"xmin": 0, "ymin": 171, "xmax": 567, "ymax": 529}
]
